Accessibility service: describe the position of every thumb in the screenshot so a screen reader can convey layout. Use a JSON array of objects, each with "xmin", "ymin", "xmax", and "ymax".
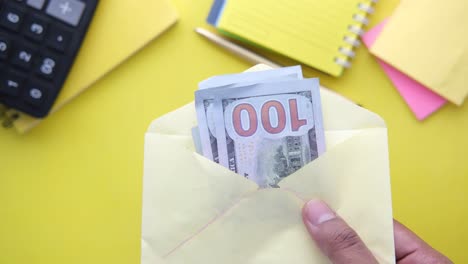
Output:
[{"xmin": 302, "ymin": 200, "xmax": 378, "ymax": 264}]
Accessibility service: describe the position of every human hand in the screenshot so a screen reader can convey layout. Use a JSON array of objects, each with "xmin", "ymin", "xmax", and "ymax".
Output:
[{"xmin": 302, "ymin": 200, "xmax": 453, "ymax": 264}]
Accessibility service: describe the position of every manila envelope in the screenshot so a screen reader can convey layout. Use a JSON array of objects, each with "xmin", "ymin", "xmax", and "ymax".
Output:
[{"xmin": 141, "ymin": 70, "xmax": 395, "ymax": 264}]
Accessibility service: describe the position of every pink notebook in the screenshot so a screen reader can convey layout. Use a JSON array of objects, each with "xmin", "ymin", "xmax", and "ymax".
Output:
[{"xmin": 362, "ymin": 19, "xmax": 446, "ymax": 121}]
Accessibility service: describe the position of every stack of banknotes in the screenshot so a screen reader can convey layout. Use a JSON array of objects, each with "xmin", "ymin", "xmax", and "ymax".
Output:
[{"xmin": 193, "ymin": 66, "xmax": 326, "ymax": 188}]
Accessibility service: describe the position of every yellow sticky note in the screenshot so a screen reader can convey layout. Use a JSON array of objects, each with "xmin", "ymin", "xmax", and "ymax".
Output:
[{"xmin": 371, "ymin": 0, "xmax": 468, "ymax": 105}]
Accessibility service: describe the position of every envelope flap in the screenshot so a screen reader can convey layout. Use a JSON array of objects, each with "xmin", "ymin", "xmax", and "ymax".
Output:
[
  {"xmin": 141, "ymin": 239, "xmax": 169, "ymax": 264},
  {"xmin": 320, "ymin": 88, "xmax": 386, "ymax": 131},
  {"xmin": 142, "ymin": 132, "xmax": 258, "ymax": 257},
  {"xmin": 163, "ymin": 190, "xmax": 328, "ymax": 264}
]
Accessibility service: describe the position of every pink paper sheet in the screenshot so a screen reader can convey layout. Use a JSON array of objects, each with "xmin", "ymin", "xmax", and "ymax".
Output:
[{"xmin": 362, "ymin": 19, "xmax": 447, "ymax": 120}]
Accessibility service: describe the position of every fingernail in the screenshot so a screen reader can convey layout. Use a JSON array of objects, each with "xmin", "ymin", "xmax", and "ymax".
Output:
[{"xmin": 304, "ymin": 200, "xmax": 336, "ymax": 226}]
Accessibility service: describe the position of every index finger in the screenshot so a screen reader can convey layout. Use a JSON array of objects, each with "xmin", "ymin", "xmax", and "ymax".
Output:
[{"xmin": 394, "ymin": 220, "xmax": 453, "ymax": 263}]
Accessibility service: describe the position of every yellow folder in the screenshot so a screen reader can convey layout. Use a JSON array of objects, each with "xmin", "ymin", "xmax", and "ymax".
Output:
[
  {"xmin": 12, "ymin": 0, "xmax": 178, "ymax": 133},
  {"xmin": 371, "ymin": 0, "xmax": 468, "ymax": 105}
]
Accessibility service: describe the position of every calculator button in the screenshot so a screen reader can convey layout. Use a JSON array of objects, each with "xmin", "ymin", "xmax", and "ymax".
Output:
[
  {"xmin": 26, "ymin": 0, "xmax": 46, "ymax": 10},
  {"xmin": 0, "ymin": 6, "xmax": 25, "ymax": 32},
  {"xmin": 0, "ymin": 0, "xmax": 97, "ymax": 117},
  {"xmin": 0, "ymin": 36, "xmax": 10, "ymax": 60},
  {"xmin": 24, "ymin": 83, "xmax": 48, "ymax": 106},
  {"xmin": 24, "ymin": 16, "xmax": 48, "ymax": 41},
  {"xmin": 0, "ymin": 71, "xmax": 25, "ymax": 97},
  {"xmin": 46, "ymin": 0, "xmax": 86, "ymax": 27},
  {"xmin": 11, "ymin": 46, "xmax": 35, "ymax": 69},
  {"xmin": 46, "ymin": 26, "xmax": 71, "ymax": 52},
  {"xmin": 36, "ymin": 54, "xmax": 58, "ymax": 79}
]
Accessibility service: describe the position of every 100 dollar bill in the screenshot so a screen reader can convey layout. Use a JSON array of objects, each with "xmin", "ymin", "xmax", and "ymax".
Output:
[
  {"xmin": 213, "ymin": 79, "xmax": 326, "ymax": 188},
  {"xmin": 195, "ymin": 66, "xmax": 303, "ymax": 163}
]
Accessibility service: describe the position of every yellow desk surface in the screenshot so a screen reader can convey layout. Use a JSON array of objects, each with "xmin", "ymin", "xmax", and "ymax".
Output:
[{"xmin": 1, "ymin": 0, "xmax": 466, "ymax": 263}]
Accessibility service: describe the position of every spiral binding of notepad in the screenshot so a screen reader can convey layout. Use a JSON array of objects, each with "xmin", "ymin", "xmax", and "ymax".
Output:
[
  {"xmin": 334, "ymin": 0, "xmax": 378, "ymax": 69},
  {"xmin": 0, "ymin": 104, "xmax": 20, "ymax": 129}
]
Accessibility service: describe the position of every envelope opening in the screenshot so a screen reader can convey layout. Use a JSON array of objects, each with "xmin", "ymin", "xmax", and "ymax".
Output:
[{"xmin": 184, "ymin": 126, "xmax": 368, "ymax": 189}]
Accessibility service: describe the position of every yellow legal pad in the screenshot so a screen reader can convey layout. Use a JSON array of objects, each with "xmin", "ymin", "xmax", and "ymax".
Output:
[
  {"xmin": 371, "ymin": 0, "xmax": 468, "ymax": 106},
  {"xmin": 12, "ymin": 0, "xmax": 178, "ymax": 133},
  {"xmin": 208, "ymin": 0, "xmax": 377, "ymax": 77}
]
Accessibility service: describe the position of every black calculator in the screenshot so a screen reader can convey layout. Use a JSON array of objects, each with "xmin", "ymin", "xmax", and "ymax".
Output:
[{"xmin": 0, "ymin": 0, "xmax": 98, "ymax": 118}]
